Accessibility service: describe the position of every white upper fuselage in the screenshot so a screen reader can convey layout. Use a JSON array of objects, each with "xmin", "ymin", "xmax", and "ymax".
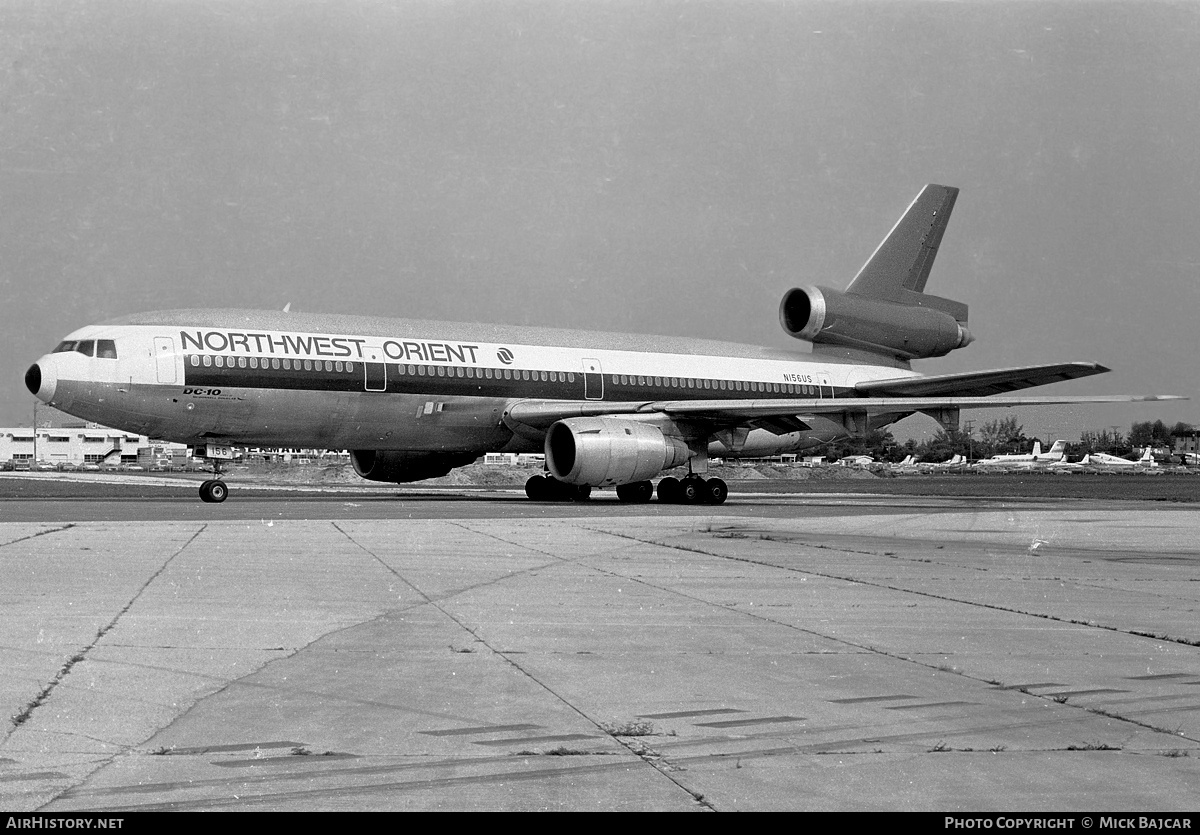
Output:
[{"xmin": 27, "ymin": 308, "xmax": 918, "ymax": 456}]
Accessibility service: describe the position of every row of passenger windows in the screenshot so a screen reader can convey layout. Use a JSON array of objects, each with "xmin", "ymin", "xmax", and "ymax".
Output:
[
  {"xmin": 190, "ymin": 354, "xmax": 358, "ymax": 372},
  {"xmin": 187, "ymin": 355, "xmax": 580, "ymax": 382},
  {"xmin": 610, "ymin": 374, "xmax": 819, "ymax": 396},
  {"xmin": 187, "ymin": 355, "xmax": 821, "ymax": 395},
  {"xmin": 396, "ymin": 365, "xmax": 577, "ymax": 382},
  {"xmin": 53, "ymin": 339, "xmax": 118, "ymax": 359}
]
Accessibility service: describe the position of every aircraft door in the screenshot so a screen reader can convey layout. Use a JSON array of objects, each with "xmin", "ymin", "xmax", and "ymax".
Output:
[
  {"xmin": 818, "ymin": 374, "xmax": 832, "ymax": 399},
  {"xmin": 583, "ymin": 358, "xmax": 603, "ymax": 400},
  {"xmin": 363, "ymin": 347, "xmax": 387, "ymax": 392},
  {"xmin": 153, "ymin": 337, "xmax": 177, "ymax": 384}
]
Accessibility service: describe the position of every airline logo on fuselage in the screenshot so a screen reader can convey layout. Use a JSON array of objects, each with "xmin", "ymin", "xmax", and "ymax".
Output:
[{"xmin": 179, "ymin": 330, "xmax": 482, "ymax": 365}]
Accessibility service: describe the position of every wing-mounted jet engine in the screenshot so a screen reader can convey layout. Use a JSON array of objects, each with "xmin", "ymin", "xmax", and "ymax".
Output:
[{"xmin": 779, "ymin": 184, "xmax": 973, "ymax": 363}]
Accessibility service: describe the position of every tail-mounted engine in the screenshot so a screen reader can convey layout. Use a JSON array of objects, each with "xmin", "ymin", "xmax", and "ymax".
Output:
[
  {"xmin": 545, "ymin": 417, "xmax": 690, "ymax": 487},
  {"xmin": 779, "ymin": 285, "xmax": 973, "ymax": 360}
]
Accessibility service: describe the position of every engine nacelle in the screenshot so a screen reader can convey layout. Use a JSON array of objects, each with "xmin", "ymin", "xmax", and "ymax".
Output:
[
  {"xmin": 779, "ymin": 285, "xmax": 972, "ymax": 359},
  {"xmin": 350, "ymin": 449, "xmax": 482, "ymax": 483},
  {"xmin": 545, "ymin": 417, "xmax": 690, "ymax": 486}
]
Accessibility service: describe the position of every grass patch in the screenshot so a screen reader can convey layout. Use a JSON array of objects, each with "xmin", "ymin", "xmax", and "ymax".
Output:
[{"xmin": 603, "ymin": 720, "xmax": 656, "ymax": 737}]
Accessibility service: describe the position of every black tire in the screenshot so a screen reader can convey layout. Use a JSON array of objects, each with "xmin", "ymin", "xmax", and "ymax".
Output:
[
  {"xmin": 198, "ymin": 479, "xmax": 214, "ymax": 503},
  {"xmin": 573, "ymin": 484, "xmax": 592, "ymax": 502},
  {"xmin": 207, "ymin": 480, "xmax": 229, "ymax": 503},
  {"xmin": 616, "ymin": 481, "xmax": 651, "ymax": 503},
  {"xmin": 525, "ymin": 475, "xmax": 547, "ymax": 500},
  {"xmin": 703, "ymin": 477, "xmax": 728, "ymax": 505},
  {"xmin": 657, "ymin": 477, "xmax": 679, "ymax": 503},
  {"xmin": 680, "ymin": 477, "xmax": 703, "ymax": 504}
]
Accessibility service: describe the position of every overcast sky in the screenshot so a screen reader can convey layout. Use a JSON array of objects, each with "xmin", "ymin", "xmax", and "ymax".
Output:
[{"xmin": 3, "ymin": 0, "xmax": 1197, "ymax": 440}]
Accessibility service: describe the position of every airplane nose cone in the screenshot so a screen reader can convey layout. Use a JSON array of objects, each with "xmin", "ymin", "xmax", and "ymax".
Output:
[{"xmin": 25, "ymin": 363, "xmax": 41, "ymax": 396}]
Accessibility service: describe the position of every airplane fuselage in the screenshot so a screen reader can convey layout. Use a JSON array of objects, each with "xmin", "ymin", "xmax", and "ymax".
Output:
[{"xmin": 27, "ymin": 309, "xmax": 913, "ymax": 459}]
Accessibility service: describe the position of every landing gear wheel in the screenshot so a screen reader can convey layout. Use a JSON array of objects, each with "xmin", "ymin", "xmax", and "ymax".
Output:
[
  {"xmin": 525, "ymin": 475, "xmax": 547, "ymax": 500},
  {"xmin": 702, "ymin": 477, "xmax": 728, "ymax": 505},
  {"xmin": 680, "ymin": 476, "xmax": 705, "ymax": 504},
  {"xmin": 526, "ymin": 475, "xmax": 590, "ymax": 501},
  {"xmin": 616, "ymin": 480, "xmax": 654, "ymax": 503},
  {"xmin": 657, "ymin": 477, "xmax": 680, "ymax": 503},
  {"xmin": 199, "ymin": 479, "xmax": 228, "ymax": 503}
]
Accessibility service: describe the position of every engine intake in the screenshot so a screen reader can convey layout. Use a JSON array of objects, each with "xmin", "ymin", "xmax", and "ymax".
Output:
[
  {"xmin": 780, "ymin": 285, "xmax": 972, "ymax": 359},
  {"xmin": 350, "ymin": 449, "xmax": 482, "ymax": 483},
  {"xmin": 545, "ymin": 417, "xmax": 690, "ymax": 486}
]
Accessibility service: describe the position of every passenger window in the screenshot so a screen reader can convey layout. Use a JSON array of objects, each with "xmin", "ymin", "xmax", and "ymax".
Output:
[{"xmin": 97, "ymin": 340, "xmax": 117, "ymax": 359}]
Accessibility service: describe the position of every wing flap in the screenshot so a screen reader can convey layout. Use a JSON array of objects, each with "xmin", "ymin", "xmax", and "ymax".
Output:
[
  {"xmin": 505, "ymin": 392, "xmax": 1182, "ymax": 430},
  {"xmin": 854, "ymin": 362, "xmax": 1110, "ymax": 397}
]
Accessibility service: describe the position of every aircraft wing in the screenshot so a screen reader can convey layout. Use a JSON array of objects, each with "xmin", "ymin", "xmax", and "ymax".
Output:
[
  {"xmin": 505, "ymin": 393, "xmax": 1182, "ymax": 431},
  {"xmin": 853, "ymin": 362, "xmax": 1110, "ymax": 397}
]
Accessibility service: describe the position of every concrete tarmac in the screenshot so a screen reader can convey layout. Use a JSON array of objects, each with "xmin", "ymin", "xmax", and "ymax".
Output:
[{"xmin": 1, "ymin": 490, "xmax": 1198, "ymax": 811}]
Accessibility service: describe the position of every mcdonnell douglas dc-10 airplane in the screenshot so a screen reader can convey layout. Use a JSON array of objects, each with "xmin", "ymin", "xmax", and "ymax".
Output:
[{"xmin": 24, "ymin": 185, "xmax": 1178, "ymax": 504}]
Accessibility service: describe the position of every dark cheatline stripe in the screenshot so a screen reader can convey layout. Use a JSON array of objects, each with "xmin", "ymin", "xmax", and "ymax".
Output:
[{"xmin": 183, "ymin": 355, "xmax": 851, "ymax": 403}]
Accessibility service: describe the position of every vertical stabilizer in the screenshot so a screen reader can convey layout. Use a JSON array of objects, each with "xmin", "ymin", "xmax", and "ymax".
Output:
[{"xmin": 846, "ymin": 184, "xmax": 966, "ymax": 322}]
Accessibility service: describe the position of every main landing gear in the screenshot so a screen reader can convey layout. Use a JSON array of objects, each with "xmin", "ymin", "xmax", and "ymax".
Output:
[
  {"xmin": 655, "ymin": 475, "xmax": 728, "ymax": 505},
  {"xmin": 525, "ymin": 474, "xmax": 592, "ymax": 502},
  {"xmin": 524, "ymin": 475, "xmax": 727, "ymax": 505}
]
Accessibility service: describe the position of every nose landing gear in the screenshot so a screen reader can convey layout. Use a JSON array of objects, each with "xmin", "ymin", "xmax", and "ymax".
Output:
[{"xmin": 197, "ymin": 449, "xmax": 232, "ymax": 503}]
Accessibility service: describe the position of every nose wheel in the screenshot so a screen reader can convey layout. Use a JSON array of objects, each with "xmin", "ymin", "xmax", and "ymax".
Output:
[{"xmin": 199, "ymin": 479, "xmax": 228, "ymax": 503}]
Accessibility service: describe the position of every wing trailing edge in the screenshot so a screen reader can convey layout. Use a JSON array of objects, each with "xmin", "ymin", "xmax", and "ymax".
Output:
[{"xmin": 853, "ymin": 362, "xmax": 1111, "ymax": 398}]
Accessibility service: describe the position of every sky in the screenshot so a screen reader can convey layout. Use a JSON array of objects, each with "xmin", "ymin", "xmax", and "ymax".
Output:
[{"xmin": 2, "ymin": 0, "xmax": 1198, "ymax": 441}]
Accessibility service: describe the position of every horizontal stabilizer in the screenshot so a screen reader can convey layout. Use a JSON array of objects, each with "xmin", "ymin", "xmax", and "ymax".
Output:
[{"xmin": 854, "ymin": 362, "xmax": 1110, "ymax": 398}]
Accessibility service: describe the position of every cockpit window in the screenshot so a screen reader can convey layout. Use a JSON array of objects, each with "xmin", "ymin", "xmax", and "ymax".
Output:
[{"xmin": 52, "ymin": 339, "xmax": 115, "ymax": 358}]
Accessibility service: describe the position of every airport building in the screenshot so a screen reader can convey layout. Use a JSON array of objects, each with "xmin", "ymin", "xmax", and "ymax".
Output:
[{"xmin": 1, "ymin": 407, "xmax": 188, "ymax": 470}]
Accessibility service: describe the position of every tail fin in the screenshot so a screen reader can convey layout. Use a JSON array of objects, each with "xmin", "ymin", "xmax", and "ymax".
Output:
[
  {"xmin": 1031, "ymin": 441, "xmax": 1042, "ymax": 457},
  {"xmin": 1048, "ymin": 440, "xmax": 1067, "ymax": 457},
  {"xmin": 846, "ymin": 184, "xmax": 968, "ymax": 322}
]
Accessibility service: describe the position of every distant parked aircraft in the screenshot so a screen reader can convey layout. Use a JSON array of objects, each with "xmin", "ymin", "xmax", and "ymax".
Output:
[
  {"xmin": 1086, "ymin": 448, "xmax": 1157, "ymax": 469},
  {"xmin": 972, "ymin": 440, "xmax": 1066, "ymax": 470}
]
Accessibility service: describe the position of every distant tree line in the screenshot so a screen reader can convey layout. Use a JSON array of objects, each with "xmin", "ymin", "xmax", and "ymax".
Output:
[{"xmin": 824, "ymin": 418, "xmax": 1195, "ymax": 463}]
